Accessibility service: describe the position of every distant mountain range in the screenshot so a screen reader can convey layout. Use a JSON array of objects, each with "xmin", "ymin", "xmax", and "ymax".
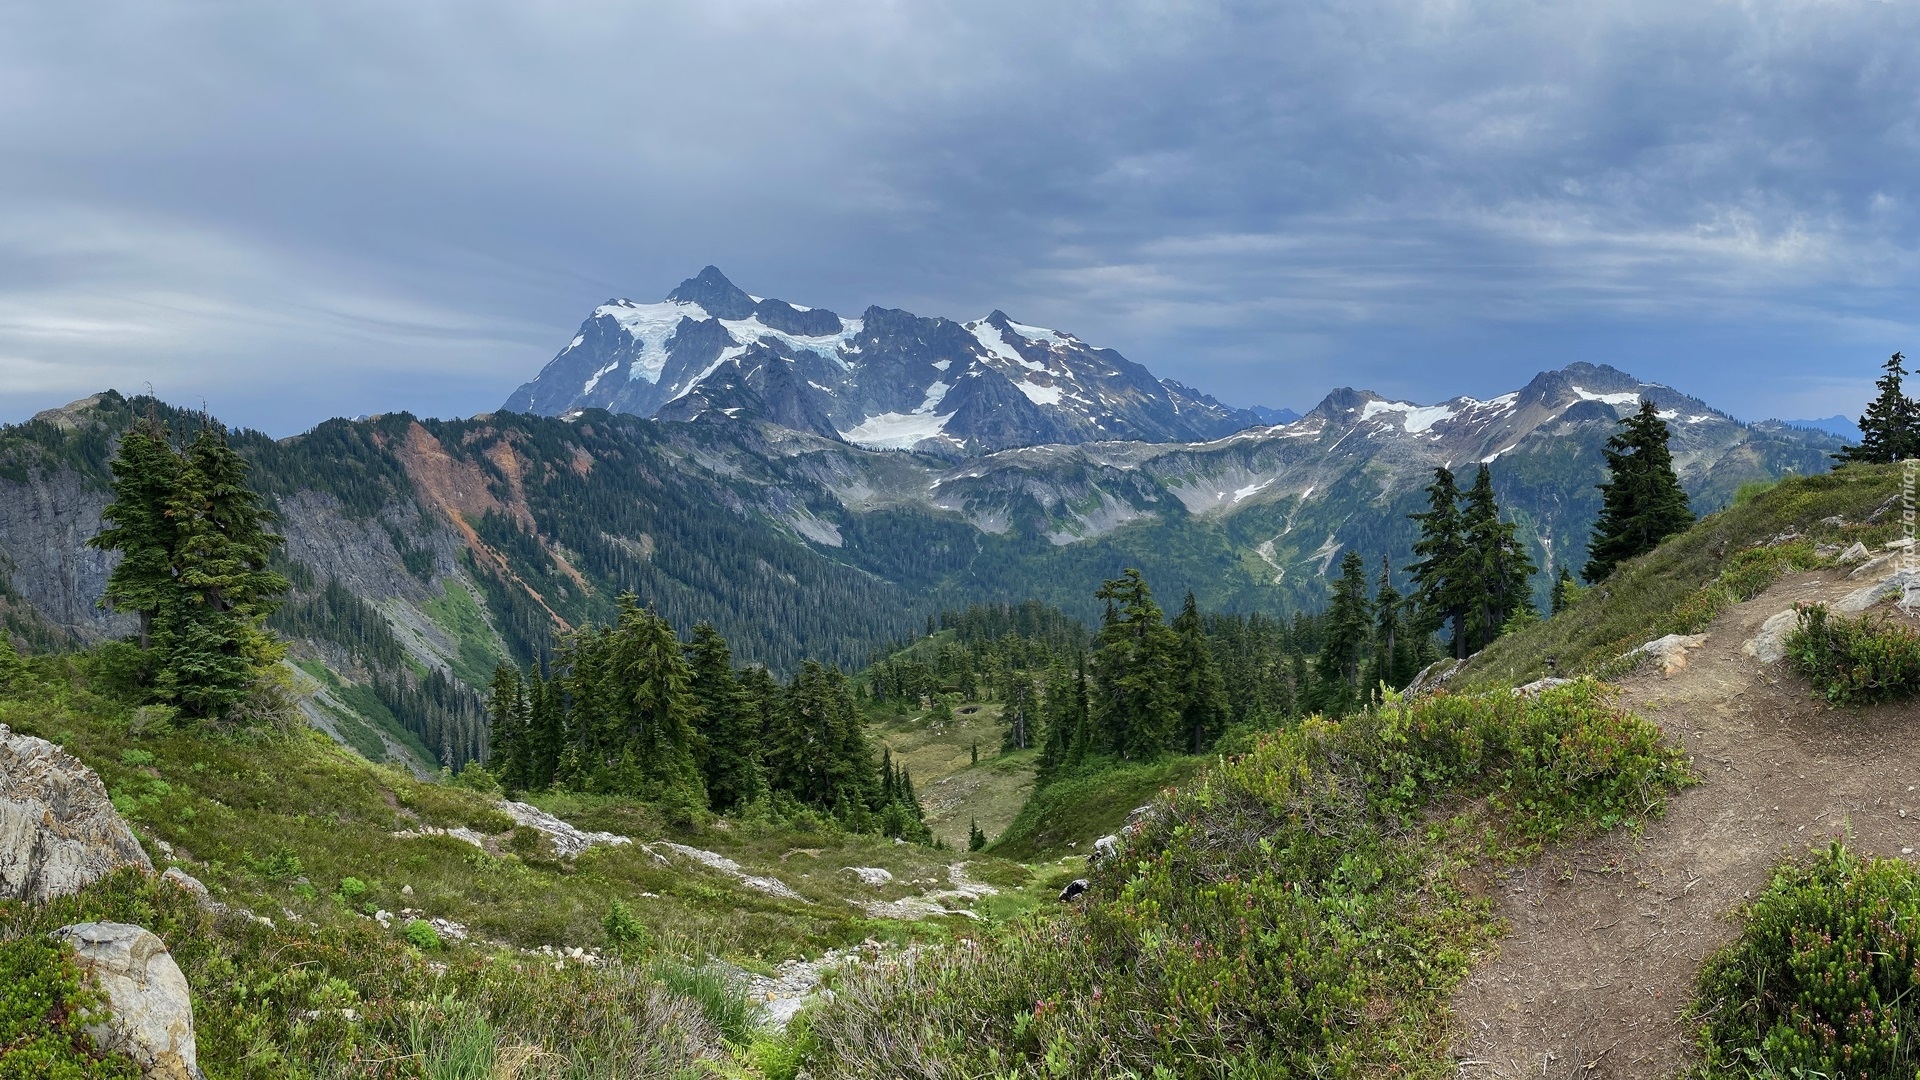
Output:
[
  {"xmin": 1783, "ymin": 414, "xmax": 1861, "ymax": 442},
  {"xmin": 504, "ymin": 266, "xmax": 1268, "ymax": 453},
  {"xmin": 0, "ymin": 268, "xmax": 1851, "ymax": 775}
]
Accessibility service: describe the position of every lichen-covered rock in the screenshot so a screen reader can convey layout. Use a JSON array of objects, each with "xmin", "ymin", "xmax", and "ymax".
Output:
[
  {"xmin": 0, "ymin": 723, "xmax": 152, "ymax": 901},
  {"xmin": 52, "ymin": 922, "xmax": 204, "ymax": 1080}
]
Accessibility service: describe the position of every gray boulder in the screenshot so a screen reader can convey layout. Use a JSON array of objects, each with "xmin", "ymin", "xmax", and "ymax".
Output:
[
  {"xmin": 0, "ymin": 723, "xmax": 152, "ymax": 901},
  {"xmin": 52, "ymin": 921, "xmax": 204, "ymax": 1079}
]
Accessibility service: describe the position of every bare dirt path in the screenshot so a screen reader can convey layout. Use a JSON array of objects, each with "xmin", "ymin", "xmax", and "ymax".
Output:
[{"xmin": 1448, "ymin": 565, "xmax": 1920, "ymax": 1079}]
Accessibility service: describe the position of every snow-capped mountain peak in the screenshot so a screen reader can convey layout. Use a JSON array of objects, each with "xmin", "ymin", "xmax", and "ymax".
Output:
[{"xmin": 504, "ymin": 269, "xmax": 1258, "ymax": 454}]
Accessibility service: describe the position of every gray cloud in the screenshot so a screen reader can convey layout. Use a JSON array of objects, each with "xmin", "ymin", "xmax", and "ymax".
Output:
[{"xmin": 2, "ymin": 0, "xmax": 1916, "ymax": 433}]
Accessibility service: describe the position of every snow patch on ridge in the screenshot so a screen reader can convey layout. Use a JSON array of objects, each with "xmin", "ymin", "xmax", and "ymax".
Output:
[
  {"xmin": 596, "ymin": 299, "xmax": 706, "ymax": 384},
  {"xmin": 842, "ymin": 412, "xmax": 953, "ymax": 450},
  {"xmin": 1571, "ymin": 386, "xmax": 1642, "ymax": 407},
  {"xmin": 1360, "ymin": 400, "xmax": 1457, "ymax": 433},
  {"xmin": 1017, "ymin": 381, "xmax": 1064, "ymax": 406},
  {"xmin": 966, "ymin": 320, "xmax": 1029, "ymax": 366}
]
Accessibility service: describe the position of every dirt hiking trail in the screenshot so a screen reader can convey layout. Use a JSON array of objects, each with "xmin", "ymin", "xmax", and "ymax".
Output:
[{"xmin": 1449, "ymin": 564, "xmax": 1920, "ymax": 1078}]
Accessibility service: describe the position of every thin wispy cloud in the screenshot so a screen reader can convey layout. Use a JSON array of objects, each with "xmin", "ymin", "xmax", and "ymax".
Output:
[{"xmin": 1, "ymin": 0, "xmax": 1915, "ymax": 432}]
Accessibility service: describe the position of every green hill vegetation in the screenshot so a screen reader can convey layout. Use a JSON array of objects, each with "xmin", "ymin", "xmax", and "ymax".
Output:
[{"xmin": 1459, "ymin": 462, "xmax": 1907, "ymax": 690}]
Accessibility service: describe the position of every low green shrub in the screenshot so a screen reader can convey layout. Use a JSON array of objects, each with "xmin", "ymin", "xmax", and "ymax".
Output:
[
  {"xmin": 806, "ymin": 680, "xmax": 1688, "ymax": 1078},
  {"xmin": 1691, "ymin": 842, "xmax": 1920, "ymax": 1077},
  {"xmin": 603, "ymin": 900, "xmax": 649, "ymax": 957},
  {"xmin": 0, "ymin": 928, "xmax": 140, "ymax": 1079},
  {"xmin": 1786, "ymin": 603, "xmax": 1920, "ymax": 705},
  {"xmin": 404, "ymin": 919, "xmax": 443, "ymax": 951}
]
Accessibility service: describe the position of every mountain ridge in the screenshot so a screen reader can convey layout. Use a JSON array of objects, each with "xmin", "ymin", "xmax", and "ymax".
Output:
[{"xmin": 502, "ymin": 266, "xmax": 1266, "ymax": 454}]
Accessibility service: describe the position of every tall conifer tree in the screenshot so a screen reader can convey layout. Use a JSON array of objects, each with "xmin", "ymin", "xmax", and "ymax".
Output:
[
  {"xmin": 1088, "ymin": 569, "xmax": 1182, "ymax": 760},
  {"xmin": 1457, "ymin": 465, "xmax": 1537, "ymax": 653},
  {"xmin": 1584, "ymin": 399, "xmax": 1694, "ymax": 583},
  {"xmin": 1315, "ymin": 551, "xmax": 1373, "ymax": 715},
  {"xmin": 1407, "ymin": 467, "xmax": 1470, "ymax": 658},
  {"xmin": 1171, "ymin": 591, "xmax": 1230, "ymax": 753},
  {"xmin": 1835, "ymin": 352, "xmax": 1917, "ymax": 465}
]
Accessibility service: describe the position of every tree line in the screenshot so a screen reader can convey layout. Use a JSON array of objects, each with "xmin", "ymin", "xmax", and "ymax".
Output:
[{"xmin": 485, "ymin": 595, "xmax": 931, "ymax": 842}]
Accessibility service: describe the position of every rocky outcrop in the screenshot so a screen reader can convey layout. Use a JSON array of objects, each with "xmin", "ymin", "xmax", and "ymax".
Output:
[
  {"xmin": 0, "ymin": 723, "xmax": 152, "ymax": 901},
  {"xmin": 0, "ymin": 467, "xmax": 131, "ymax": 644},
  {"xmin": 497, "ymin": 799, "xmax": 632, "ymax": 858},
  {"xmin": 1404, "ymin": 658, "xmax": 1465, "ymax": 697},
  {"xmin": 52, "ymin": 922, "xmax": 203, "ymax": 1080},
  {"xmin": 645, "ymin": 842, "xmax": 804, "ymax": 901}
]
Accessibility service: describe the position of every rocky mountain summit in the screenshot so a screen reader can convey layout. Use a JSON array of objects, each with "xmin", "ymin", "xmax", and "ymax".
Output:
[{"xmin": 502, "ymin": 266, "xmax": 1259, "ymax": 453}]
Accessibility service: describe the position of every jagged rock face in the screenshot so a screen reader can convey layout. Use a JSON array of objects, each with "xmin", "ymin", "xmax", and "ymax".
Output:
[
  {"xmin": 0, "ymin": 466, "xmax": 132, "ymax": 644},
  {"xmin": 0, "ymin": 723, "xmax": 152, "ymax": 902},
  {"xmin": 502, "ymin": 266, "xmax": 1258, "ymax": 453},
  {"xmin": 52, "ymin": 922, "xmax": 204, "ymax": 1080}
]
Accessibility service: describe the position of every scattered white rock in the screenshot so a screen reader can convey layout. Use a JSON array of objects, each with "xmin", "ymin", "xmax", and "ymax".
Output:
[
  {"xmin": 841, "ymin": 866, "xmax": 893, "ymax": 888},
  {"xmin": 853, "ymin": 863, "xmax": 998, "ymax": 920},
  {"xmin": 1837, "ymin": 541, "xmax": 1870, "ymax": 565},
  {"xmin": 1513, "ymin": 677, "xmax": 1574, "ymax": 696},
  {"xmin": 497, "ymin": 800, "xmax": 632, "ymax": 857},
  {"xmin": 1058, "ymin": 878, "xmax": 1090, "ymax": 902},
  {"xmin": 1092, "ymin": 834, "xmax": 1120, "ymax": 859},
  {"xmin": 53, "ymin": 922, "xmax": 203, "ymax": 1080},
  {"xmin": 742, "ymin": 938, "xmax": 916, "ymax": 1028},
  {"xmin": 400, "ymin": 884, "xmax": 414, "ymax": 897},
  {"xmin": 645, "ymin": 842, "xmax": 805, "ymax": 901},
  {"xmin": 373, "ymin": 909, "xmax": 394, "ymax": 928},
  {"xmin": 1623, "ymin": 634, "xmax": 1709, "ymax": 676},
  {"xmin": 0, "ymin": 724, "xmax": 152, "ymax": 902},
  {"xmin": 389, "ymin": 825, "xmax": 488, "ymax": 848}
]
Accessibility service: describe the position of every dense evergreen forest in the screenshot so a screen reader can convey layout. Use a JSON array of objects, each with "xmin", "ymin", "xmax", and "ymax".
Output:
[{"xmin": 486, "ymin": 596, "xmax": 932, "ymax": 841}]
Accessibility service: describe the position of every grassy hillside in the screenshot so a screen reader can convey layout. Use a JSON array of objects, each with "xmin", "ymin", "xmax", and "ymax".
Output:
[
  {"xmin": 0, "ymin": 652, "xmax": 1054, "ymax": 1078},
  {"xmin": 1460, "ymin": 462, "xmax": 1907, "ymax": 690}
]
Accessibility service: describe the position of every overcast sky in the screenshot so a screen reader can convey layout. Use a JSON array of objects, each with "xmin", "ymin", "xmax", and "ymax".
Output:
[{"xmin": 2, "ymin": 0, "xmax": 1915, "ymax": 436}]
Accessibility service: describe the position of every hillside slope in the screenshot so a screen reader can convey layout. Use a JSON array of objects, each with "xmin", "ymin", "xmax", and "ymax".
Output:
[
  {"xmin": 0, "ymin": 382, "xmax": 1841, "ymax": 776},
  {"xmin": 1437, "ymin": 462, "xmax": 1918, "ymax": 1074},
  {"xmin": 1451, "ymin": 553, "xmax": 1920, "ymax": 1075}
]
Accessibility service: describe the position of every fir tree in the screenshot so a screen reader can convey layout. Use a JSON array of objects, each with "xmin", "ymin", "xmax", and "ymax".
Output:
[
  {"xmin": 90, "ymin": 417, "xmax": 288, "ymax": 717},
  {"xmin": 1314, "ymin": 551, "xmax": 1373, "ymax": 715},
  {"xmin": 1171, "ymin": 591, "xmax": 1230, "ymax": 752},
  {"xmin": 486, "ymin": 664, "xmax": 531, "ymax": 790},
  {"xmin": 685, "ymin": 623, "xmax": 763, "ymax": 811},
  {"xmin": 1407, "ymin": 467, "xmax": 1470, "ymax": 659},
  {"xmin": 1088, "ymin": 569, "xmax": 1182, "ymax": 760},
  {"xmin": 1364, "ymin": 556, "xmax": 1419, "ymax": 694},
  {"xmin": 1551, "ymin": 565, "xmax": 1581, "ymax": 615},
  {"xmin": 968, "ymin": 817, "xmax": 987, "ymax": 851},
  {"xmin": 90, "ymin": 419, "xmax": 182, "ymax": 651},
  {"xmin": 1457, "ymin": 465, "xmax": 1538, "ymax": 654},
  {"xmin": 1584, "ymin": 399, "xmax": 1694, "ymax": 583},
  {"xmin": 1836, "ymin": 352, "xmax": 1916, "ymax": 465}
]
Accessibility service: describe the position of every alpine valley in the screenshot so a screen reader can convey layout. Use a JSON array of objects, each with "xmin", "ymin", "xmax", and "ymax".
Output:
[{"xmin": 0, "ymin": 267, "xmax": 1840, "ymax": 775}]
